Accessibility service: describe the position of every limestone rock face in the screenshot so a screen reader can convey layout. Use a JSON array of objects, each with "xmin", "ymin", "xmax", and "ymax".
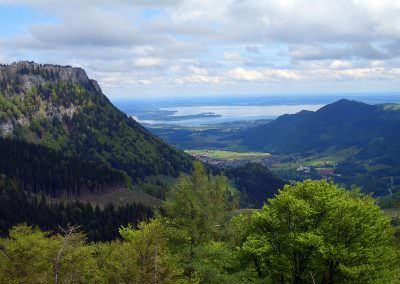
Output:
[
  {"xmin": 0, "ymin": 61, "xmax": 100, "ymax": 94},
  {"xmin": 0, "ymin": 62, "xmax": 100, "ymax": 136}
]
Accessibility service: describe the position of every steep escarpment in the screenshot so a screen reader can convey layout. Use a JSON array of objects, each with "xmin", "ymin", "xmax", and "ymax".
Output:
[{"xmin": 0, "ymin": 61, "xmax": 192, "ymax": 181}]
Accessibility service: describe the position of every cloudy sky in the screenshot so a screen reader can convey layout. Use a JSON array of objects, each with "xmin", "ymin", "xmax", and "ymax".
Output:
[{"xmin": 0, "ymin": 0, "xmax": 400, "ymax": 98}]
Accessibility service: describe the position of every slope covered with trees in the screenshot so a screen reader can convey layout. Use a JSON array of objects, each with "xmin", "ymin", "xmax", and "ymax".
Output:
[
  {"xmin": 0, "ymin": 176, "xmax": 153, "ymax": 241},
  {"xmin": 0, "ymin": 137, "xmax": 128, "ymax": 197},
  {"xmin": 237, "ymin": 99, "xmax": 400, "ymax": 195},
  {"xmin": 239, "ymin": 99, "xmax": 400, "ymax": 159},
  {"xmin": 0, "ymin": 61, "xmax": 192, "ymax": 181}
]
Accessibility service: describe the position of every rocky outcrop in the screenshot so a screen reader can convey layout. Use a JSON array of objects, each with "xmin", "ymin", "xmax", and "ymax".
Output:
[
  {"xmin": 0, "ymin": 61, "xmax": 100, "ymax": 137},
  {"xmin": 0, "ymin": 61, "xmax": 101, "ymax": 95}
]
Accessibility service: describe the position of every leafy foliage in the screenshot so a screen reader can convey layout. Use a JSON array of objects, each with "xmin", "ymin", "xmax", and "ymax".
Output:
[
  {"xmin": 237, "ymin": 180, "xmax": 399, "ymax": 283},
  {"xmin": 0, "ymin": 176, "xmax": 399, "ymax": 283}
]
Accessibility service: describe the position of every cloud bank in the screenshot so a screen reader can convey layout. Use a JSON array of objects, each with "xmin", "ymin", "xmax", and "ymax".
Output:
[{"xmin": 0, "ymin": 0, "xmax": 400, "ymax": 97}]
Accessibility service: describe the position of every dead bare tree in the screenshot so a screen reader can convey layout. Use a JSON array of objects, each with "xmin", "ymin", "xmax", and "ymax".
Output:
[{"xmin": 54, "ymin": 224, "xmax": 80, "ymax": 284}]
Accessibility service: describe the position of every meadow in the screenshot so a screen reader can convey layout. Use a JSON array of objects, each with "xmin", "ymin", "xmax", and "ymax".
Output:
[{"xmin": 185, "ymin": 149, "xmax": 271, "ymax": 162}]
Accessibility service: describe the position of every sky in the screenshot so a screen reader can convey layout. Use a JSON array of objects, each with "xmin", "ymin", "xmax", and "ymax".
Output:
[{"xmin": 0, "ymin": 0, "xmax": 400, "ymax": 98}]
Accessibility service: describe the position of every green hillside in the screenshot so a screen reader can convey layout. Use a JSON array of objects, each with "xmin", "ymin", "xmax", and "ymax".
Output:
[{"xmin": 0, "ymin": 62, "xmax": 192, "ymax": 181}]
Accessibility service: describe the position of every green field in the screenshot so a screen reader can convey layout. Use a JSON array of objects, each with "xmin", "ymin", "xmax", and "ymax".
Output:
[
  {"xmin": 186, "ymin": 149, "xmax": 271, "ymax": 161},
  {"xmin": 303, "ymin": 147, "xmax": 360, "ymax": 167},
  {"xmin": 383, "ymin": 103, "xmax": 400, "ymax": 111},
  {"xmin": 383, "ymin": 208, "xmax": 400, "ymax": 219}
]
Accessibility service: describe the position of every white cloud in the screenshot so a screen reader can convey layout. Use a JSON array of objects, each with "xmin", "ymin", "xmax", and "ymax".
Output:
[
  {"xmin": 174, "ymin": 75, "xmax": 222, "ymax": 84},
  {"xmin": 188, "ymin": 65, "xmax": 209, "ymax": 75},
  {"xmin": 134, "ymin": 57, "xmax": 164, "ymax": 67},
  {"xmin": 228, "ymin": 68, "xmax": 302, "ymax": 82},
  {"xmin": 228, "ymin": 68, "xmax": 264, "ymax": 81},
  {"xmin": 223, "ymin": 52, "xmax": 241, "ymax": 61},
  {"xmin": 330, "ymin": 60, "xmax": 353, "ymax": 69}
]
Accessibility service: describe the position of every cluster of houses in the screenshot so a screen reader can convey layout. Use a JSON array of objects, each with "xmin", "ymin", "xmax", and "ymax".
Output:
[
  {"xmin": 189, "ymin": 153, "xmax": 251, "ymax": 168},
  {"xmin": 296, "ymin": 165, "xmax": 342, "ymax": 180}
]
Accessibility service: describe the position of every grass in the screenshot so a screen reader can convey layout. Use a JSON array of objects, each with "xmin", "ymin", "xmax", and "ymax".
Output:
[
  {"xmin": 269, "ymin": 147, "xmax": 360, "ymax": 171},
  {"xmin": 384, "ymin": 208, "xmax": 400, "ymax": 219},
  {"xmin": 304, "ymin": 147, "xmax": 360, "ymax": 167},
  {"xmin": 185, "ymin": 149, "xmax": 271, "ymax": 161},
  {"xmin": 383, "ymin": 103, "xmax": 400, "ymax": 111}
]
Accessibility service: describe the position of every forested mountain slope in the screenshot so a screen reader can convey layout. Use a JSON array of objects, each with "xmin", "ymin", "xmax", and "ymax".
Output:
[
  {"xmin": 239, "ymin": 99, "xmax": 400, "ymax": 163},
  {"xmin": 0, "ymin": 137, "xmax": 128, "ymax": 197},
  {"xmin": 0, "ymin": 61, "xmax": 192, "ymax": 181}
]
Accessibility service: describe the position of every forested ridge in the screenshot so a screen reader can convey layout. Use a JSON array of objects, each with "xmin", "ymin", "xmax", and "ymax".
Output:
[{"xmin": 0, "ymin": 61, "xmax": 192, "ymax": 181}]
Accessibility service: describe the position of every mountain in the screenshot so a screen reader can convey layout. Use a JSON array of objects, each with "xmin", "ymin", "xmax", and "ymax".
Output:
[
  {"xmin": 239, "ymin": 99, "xmax": 400, "ymax": 156},
  {"xmin": 236, "ymin": 99, "xmax": 400, "ymax": 195},
  {"xmin": 0, "ymin": 61, "xmax": 192, "ymax": 182},
  {"xmin": 0, "ymin": 61, "xmax": 193, "ymax": 240}
]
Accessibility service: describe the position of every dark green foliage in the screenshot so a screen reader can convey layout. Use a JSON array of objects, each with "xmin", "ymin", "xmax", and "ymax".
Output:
[
  {"xmin": 0, "ymin": 137, "xmax": 127, "ymax": 197},
  {"xmin": 0, "ymin": 176, "xmax": 153, "ymax": 241},
  {"xmin": 224, "ymin": 163, "xmax": 286, "ymax": 208}
]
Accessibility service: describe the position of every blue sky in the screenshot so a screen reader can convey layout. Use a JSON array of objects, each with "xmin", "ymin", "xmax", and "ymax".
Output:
[{"xmin": 0, "ymin": 0, "xmax": 400, "ymax": 98}]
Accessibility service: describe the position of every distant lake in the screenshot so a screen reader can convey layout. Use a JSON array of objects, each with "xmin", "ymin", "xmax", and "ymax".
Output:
[
  {"xmin": 156, "ymin": 104, "xmax": 324, "ymax": 125},
  {"xmin": 112, "ymin": 94, "xmax": 400, "ymax": 126}
]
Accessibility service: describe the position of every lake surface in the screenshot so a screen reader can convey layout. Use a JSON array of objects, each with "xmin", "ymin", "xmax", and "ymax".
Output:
[{"xmin": 112, "ymin": 94, "xmax": 400, "ymax": 126}]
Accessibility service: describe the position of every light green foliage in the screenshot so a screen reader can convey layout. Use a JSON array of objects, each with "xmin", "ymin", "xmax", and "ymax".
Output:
[
  {"xmin": 0, "ymin": 92, "xmax": 22, "ymax": 121},
  {"xmin": 0, "ymin": 225, "xmax": 100, "ymax": 284},
  {"xmin": 118, "ymin": 219, "xmax": 182, "ymax": 284},
  {"xmin": 0, "ymin": 225, "xmax": 57, "ymax": 283},
  {"xmin": 165, "ymin": 161, "xmax": 233, "ymax": 242},
  {"xmin": 163, "ymin": 161, "xmax": 237, "ymax": 281},
  {"xmin": 93, "ymin": 219, "xmax": 183, "ymax": 284},
  {"xmin": 192, "ymin": 241, "xmax": 239, "ymax": 284},
  {"xmin": 238, "ymin": 180, "xmax": 399, "ymax": 283},
  {"xmin": 54, "ymin": 229, "xmax": 100, "ymax": 283},
  {"xmin": 94, "ymin": 241, "xmax": 139, "ymax": 283},
  {"xmin": 1, "ymin": 177, "xmax": 399, "ymax": 283}
]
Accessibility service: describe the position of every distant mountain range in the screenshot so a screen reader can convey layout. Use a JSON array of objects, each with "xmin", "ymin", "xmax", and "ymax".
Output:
[
  {"xmin": 238, "ymin": 99, "xmax": 400, "ymax": 155},
  {"xmin": 238, "ymin": 99, "xmax": 400, "ymax": 171}
]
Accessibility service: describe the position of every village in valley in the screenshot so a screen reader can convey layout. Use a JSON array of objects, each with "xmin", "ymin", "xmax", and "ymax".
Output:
[{"xmin": 186, "ymin": 149, "xmax": 341, "ymax": 181}]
